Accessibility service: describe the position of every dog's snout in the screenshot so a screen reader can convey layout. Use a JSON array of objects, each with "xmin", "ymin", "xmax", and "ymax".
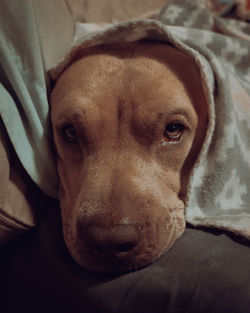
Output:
[{"xmin": 84, "ymin": 224, "xmax": 141, "ymax": 256}]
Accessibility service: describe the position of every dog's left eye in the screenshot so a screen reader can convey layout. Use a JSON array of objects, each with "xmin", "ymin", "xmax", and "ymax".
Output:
[
  {"xmin": 61, "ymin": 125, "xmax": 77, "ymax": 142},
  {"xmin": 163, "ymin": 123, "xmax": 185, "ymax": 143}
]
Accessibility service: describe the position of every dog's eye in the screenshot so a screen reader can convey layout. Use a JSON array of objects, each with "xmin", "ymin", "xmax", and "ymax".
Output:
[
  {"xmin": 61, "ymin": 125, "xmax": 77, "ymax": 142},
  {"xmin": 163, "ymin": 123, "xmax": 185, "ymax": 143}
]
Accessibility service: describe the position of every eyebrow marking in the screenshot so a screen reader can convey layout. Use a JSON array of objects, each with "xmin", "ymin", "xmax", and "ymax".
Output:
[
  {"xmin": 146, "ymin": 100, "xmax": 194, "ymax": 125},
  {"xmin": 54, "ymin": 110, "xmax": 87, "ymax": 132},
  {"xmin": 167, "ymin": 107, "xmax": 193, "ymax": 124}
]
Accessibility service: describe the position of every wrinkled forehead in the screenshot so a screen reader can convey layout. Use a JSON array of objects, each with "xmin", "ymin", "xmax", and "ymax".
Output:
[{"xmin": 50, "ymin": 42, "xmax": 205, "ymax": 116}]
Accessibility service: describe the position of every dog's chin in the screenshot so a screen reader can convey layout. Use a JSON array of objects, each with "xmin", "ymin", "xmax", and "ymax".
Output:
[
  {"xmin": 68, "ymin": 244, "xmax": 165, "ymax": 273},
  {"xmin": 72, "ymin": 250, "xmax": 155, "ymax": 273},
  {"xmin": 63, "ymin": 221, "xmax": 185, "ymax": 273}
]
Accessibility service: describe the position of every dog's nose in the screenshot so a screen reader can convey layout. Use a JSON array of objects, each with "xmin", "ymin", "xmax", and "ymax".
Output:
[{"xmin": 85, "ymin": 224, "xmax": 141, "ymax": 256}]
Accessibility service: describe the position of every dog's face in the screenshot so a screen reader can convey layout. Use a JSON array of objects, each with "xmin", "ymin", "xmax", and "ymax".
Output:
[{"xmin": 50, "ymin": 42, "xmax": 207, "ymax": 272}]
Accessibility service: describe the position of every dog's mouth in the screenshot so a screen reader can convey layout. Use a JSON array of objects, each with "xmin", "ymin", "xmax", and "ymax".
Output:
[
  {"xmin": 81, "ymin": 246, "xmax": 146, "ymax": 272},
  {"xmin": 63, "ymin": 215, "xmax": 185, "ymax": 272},
  {"xmin": 73, "ymin": 239, "xmax": 161, "ymax": 273}
]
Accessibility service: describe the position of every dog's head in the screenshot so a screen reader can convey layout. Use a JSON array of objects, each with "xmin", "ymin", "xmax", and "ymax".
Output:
[{"xmin": 50, "ymin": 42, "xmax": 207, "ymax": 272}]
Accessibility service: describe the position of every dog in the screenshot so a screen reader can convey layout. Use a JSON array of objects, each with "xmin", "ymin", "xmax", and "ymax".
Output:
[{"xmin": 50, "ymin": 42, "xmax": 208, "ymax": 272}]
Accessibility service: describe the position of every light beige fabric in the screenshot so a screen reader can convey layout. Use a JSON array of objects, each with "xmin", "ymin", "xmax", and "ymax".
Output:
[
  {"xmin": 0, "ymin": 0, "xmax": 75, "ymax": 243},
  {"xmin": 0, "ymin": 120, "xmax": 39, "ymax": 244}
]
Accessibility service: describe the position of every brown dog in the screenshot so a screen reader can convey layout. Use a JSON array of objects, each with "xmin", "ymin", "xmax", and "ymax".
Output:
[{"xmin": 50, "ymin": 42, "xmax": 207, "ymax": 272}]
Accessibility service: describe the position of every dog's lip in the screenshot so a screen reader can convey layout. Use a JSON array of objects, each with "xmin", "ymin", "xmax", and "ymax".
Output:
[
  {"xmin": 83, "ymin": 247, "xmax": 156, "ymax": 272},
  {"xmin": 90, "ymin": 245, "xmax": 136, "ymax": 260},
  {"xmin": 84, "ymin": 242, "xmax": 141, "ymax": 270},
  {"xmin": 73, "ymin": 232, "xmax": 167, "ymax": 272},
  {"xmin": 86, "ymin": 252, "xmax": 144, "ymax": 272}
]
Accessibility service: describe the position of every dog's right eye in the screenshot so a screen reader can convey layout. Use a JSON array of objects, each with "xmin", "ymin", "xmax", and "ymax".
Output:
[
  {"xmin": 163, "ymin": 122, "xmax": 185, "ymax": 143},
  {"xmin": 61, "ymin": 125, "xmax": 77, "ymax": 143}
]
